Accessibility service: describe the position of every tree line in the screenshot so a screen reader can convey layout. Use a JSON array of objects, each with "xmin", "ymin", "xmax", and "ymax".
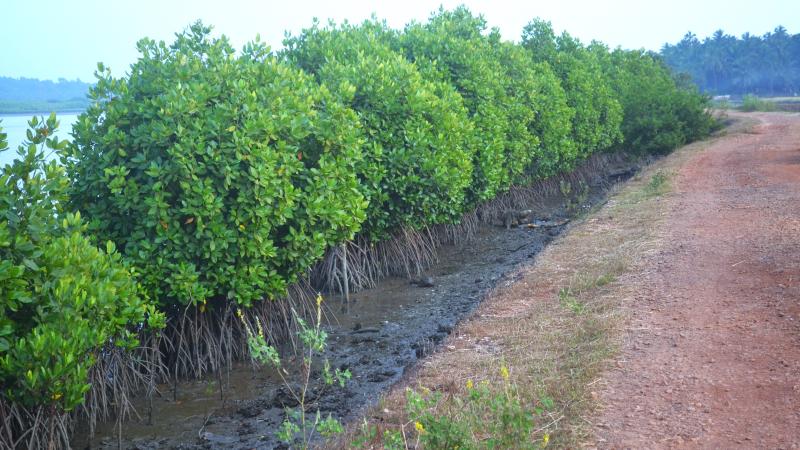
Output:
[
  {"xmin": 661, "ymin": 26, "xmax": 800, "ymax": 96},
  {"xmin": 1, "ymin": 7, "xmax": 715, "ymax": 448},
  {"xmin": 0, "ymin": 77, "xmax": 91, "ymax": 113}
]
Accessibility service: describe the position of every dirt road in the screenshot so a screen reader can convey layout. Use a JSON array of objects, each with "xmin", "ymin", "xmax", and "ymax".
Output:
[{"xmin": 594, "ymin": 112, "xmax": 800, "ymax": 448}]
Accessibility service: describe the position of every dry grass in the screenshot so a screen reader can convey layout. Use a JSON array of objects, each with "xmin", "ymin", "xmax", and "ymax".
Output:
[{"xmin": 332, "ymin": 121, "xmax": 750, "ymax": 449}]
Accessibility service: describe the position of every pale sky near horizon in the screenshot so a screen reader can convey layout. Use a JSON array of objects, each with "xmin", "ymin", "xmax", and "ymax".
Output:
[{"xmin": 2, "ymin": 0, "xmax": 798, "ymax": 81}]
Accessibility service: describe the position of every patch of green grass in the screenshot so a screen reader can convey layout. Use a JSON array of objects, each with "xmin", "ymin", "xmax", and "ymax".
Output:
[
  {"xmin": 558, "ymin": 288, "xmax": 585, "ymax": 314},
  {"xmin": 739, "ymin": 94, "xmax": 777, "ymax": 112},
  {"xmin": 622, "ymin": 170, "xmax": 671, "ymax": 205},
  {"xmin": 354, "ymin": 370, "xmax": 553, "ymax": 450},
  {"xmin": 644, "ymin": 171, "xmax": 669, "ymax": 196}
]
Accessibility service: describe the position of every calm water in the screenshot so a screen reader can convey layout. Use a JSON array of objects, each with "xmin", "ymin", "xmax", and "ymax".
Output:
[{"xmin": 0, "ymin": 113, "xmax": 80, "ymax": 167}]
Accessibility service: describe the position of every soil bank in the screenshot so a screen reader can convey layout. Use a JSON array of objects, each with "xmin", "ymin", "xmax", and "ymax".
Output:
[
  {"xmin": 594, "ymin": 112, "xmax": 800, "ymax": 448},
  {"xmin": 76, "ymin": 157, "xmax": 638, "ymax": 449}
]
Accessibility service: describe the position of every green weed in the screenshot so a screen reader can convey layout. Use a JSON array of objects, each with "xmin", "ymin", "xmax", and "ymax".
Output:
[
  {"xmin": 354, "ymin": 366, "xmax": 551, "ymax": 449},
  {"xmin": 739, "ymin": 94, "xmax": 777, "ymax": 112},
  {"xmin": 240, "ymin": 295, "xmax": 351, "ymax": 449}
]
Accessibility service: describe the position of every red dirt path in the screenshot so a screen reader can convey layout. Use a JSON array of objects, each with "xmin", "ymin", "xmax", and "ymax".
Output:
[{"xmin": 594, "ymin": 113, "xmax": 800, "ymax": 449}]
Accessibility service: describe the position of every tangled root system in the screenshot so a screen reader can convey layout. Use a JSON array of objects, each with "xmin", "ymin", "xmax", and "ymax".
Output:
[
  {"xmin": 314, "ymin": 152, "xmax": 629, "ymax": 294},
  {"xmin": 312, "ymin": 226, "xmax": 440, "ymax": 294},
  {"xmin": 0, "ymin": 401, "xmax": 73, "ymax": 450},
  {"xmin": 161, "ymin": 280, "xmax": 316, "ymax": 381}
]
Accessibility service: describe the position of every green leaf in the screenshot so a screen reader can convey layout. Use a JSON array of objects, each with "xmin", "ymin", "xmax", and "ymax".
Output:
[{"xmin": 22, "ymin": 258, "xmax": 39, "ymax": 271}]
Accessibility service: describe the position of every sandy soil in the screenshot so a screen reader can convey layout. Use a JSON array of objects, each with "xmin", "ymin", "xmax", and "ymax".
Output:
[{"xmin": 594, "ymin": 112, "xmax": 800, "ymax": 449}]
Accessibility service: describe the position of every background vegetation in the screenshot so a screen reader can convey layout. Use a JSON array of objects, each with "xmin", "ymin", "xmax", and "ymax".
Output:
[
  {"xmin": 1, "ymin": 7, "xmax": 715, "ymax": 448},
  {"xmin": 0, "ymin": 77, "xmax": 91, "ymax": 113},
  {"xmin": 0, "ymin": 115, "xmax": 163, "ymax": 447},
  {"xmin": 661, "ymin": 26, "xmax": 800, "ymax": 95}
]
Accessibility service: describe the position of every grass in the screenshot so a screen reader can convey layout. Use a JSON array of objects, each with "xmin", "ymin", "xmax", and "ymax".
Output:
[
  {"xmin": 330, "ymin": 119, "xmax": 743, "ymax": 449},
  {"xmin": 739, "ymin": 94, "xmax": 777, "ymax": 112},
  {"xmin": 764, "ymin": 96, "xmax": 800, "ymax": 103}
]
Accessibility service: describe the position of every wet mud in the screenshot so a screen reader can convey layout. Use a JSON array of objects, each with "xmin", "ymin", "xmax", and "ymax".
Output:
[{"xmin": 75, "ymin": 159, "xmax": 639, "ymax": 449}]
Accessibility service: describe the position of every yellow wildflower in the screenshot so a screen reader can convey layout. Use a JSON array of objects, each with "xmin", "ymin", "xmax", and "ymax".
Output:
[
  {"xmin": 500, "ymin": 365, "xmax": 509, "ymax": 381},
  {"xmin": 466, "ymin": 379, "xmax": 474, "ymax": 390},
  {"xmin": 414, "ymin": 421, "xmax": 425, "ymax": 433},
  {"xmin": 316, "ymin": 293, "xmax": 323, "ymax": 307},
  {"xmin": 51, "ymin": 392, "xmax": 62, "ymax": 401},
  {"xmin": 542, "ymin": 433, "xmax": 550, "ymax": 447},
  {"xmin": 256, "ymin": 317, "xmax": 264, "ymax": 339}
]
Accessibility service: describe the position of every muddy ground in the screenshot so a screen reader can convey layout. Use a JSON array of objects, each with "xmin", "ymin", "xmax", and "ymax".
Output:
[{"xmin": 75, "ymin": 159, "xmax": 638, "ymax": 449}]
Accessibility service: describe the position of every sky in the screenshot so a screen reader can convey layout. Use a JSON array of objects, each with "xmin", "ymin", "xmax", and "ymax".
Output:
[{"xmin": 1, "ymin": 0, "xmax": 798, "ymax": 81}]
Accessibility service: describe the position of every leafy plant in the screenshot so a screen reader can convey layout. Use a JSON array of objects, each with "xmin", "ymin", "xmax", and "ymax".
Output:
[
  {"xmin": 355, "ymin": 366, "xmax": 551, "ymax": 449},
  {"xmin": 740, "ymin": 94, "xmax": 776, "ymax": 112},
  {"xmin": 592, "ymin": 46, "xmax": 715, "ymax": 155},
  {"xmin": 646, "ymin": 171, "xmax": 669, "ymax": 194},
  {"xmin": 0, "ymin": 114, "xmax": 163, "ymax": 413},
  {"xmin": 65, "ymin": 23, "xmax": 367, "ymax": 309},
  {"xmin": 558, "ymin": 287, "xmax": 585, "ymax": 315},
  {"xmin": 240, "ymin": 294, "xmax": 351, "ymax": 448},
  {"xmin": 490, "ymin": 38, "xmax": 577, "ymax": 182},
  {"xmin": 523, "ymin": 20, "xmax": 623, "ymax": 164},
  {"xmin": 401, "ymin": 7, "xmax": 515, "ymax": 203},
  {"xmin": 283, "ymin": 20, "xmax": 474, "ymax": 240}
]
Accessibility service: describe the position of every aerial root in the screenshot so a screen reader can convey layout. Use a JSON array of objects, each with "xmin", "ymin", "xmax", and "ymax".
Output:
[
  {"xmin": 0, "ymin": 399, "xmax": 73, "ymax": 450},
  {"xmin": 160, "ymin": 281, "xmax": 316, "ymax": 382},
  {"xmin": 312, "ymin": 226, "xmax": 440, "ymax": 294},
  {"xmin": 79, "ymin": 333, "xmax": 167, "ymax": 438},
  {"xmin": 313, "ymin": 152, "xmax": 630, "ymax": 295}
]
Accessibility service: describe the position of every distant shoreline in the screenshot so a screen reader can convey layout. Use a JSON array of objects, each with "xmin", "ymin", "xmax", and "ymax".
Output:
[
  {"xmin": 0, "ymin": 98, "xmax": 88, "ymax": 116},
  {"xmin": 0, "ymin": 109, "xmax": 84, "ymax": 117}
]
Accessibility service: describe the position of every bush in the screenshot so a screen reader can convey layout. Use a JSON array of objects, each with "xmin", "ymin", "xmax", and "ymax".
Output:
[
  {"xmin": 401, "ymin": 7, "xmax": 514, "ymax": 202},
  {"xmin": 593, "ymin": 47, "xmax": 715, "ymax": 154},
  {"xmin": 491, "ymin": 39, "xmax": 575, "ymax": 179},
  {"xmin": 65, "ymin": 23, "xmax": 367, "ymax": 309},
  {"xmin": 0, "ymin": 114, "xmax": 161, "ymax": 414},
  {"xmin": 739, "ymin": 94, "xmax": 776, "ymax": 112},
  {"xmin": 522, "ymin": 20, "xmax": 623, "ymax": 163},
  {"xmin": 283, "ymin": 20, "xmax": 474, "ymax": 240}
]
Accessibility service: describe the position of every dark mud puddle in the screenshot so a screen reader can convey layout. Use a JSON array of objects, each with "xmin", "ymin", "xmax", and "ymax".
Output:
[{"xmin": 76, "ymin": 162, "xmax": 638, "ymax": 449}]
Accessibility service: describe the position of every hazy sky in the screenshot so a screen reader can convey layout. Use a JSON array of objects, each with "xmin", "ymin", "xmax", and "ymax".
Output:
[{"xmin": 2, "ymin": 0, "xmax": 798, "ymax": 81}]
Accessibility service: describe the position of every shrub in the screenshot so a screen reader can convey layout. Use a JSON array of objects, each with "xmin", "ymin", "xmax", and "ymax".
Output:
[
  {"xmin": 522, "ymin": 20, "xmax": 623, "ymax": 163},
  {"xmin": 65, "ymin": 23, "xmax": 367, "ymax": 309},
  {"xmin": 0, "ymin": 115, "xmax": 161, "ymax": 433},
  {"xmin": 400, "ymin": 7, "xmax": 513, "ymax": 202},
  {"xmin": 491, "ymin": 39, "xmax": 576, "ymax": 179},
  {"xmin": 739, "ymin": 94, "xmax": 776, "ymax": 112},
  {"xmin": 283, "ymin": 20, "xmax": 474, "ymax": 240},
  {"xmin": 593, "ymin": 47, "xmax": 715, "ymax": 154}
]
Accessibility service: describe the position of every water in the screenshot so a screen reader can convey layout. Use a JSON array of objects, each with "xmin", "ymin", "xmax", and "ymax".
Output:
[
  {"xmin": 0, "ymin": 112, "xmax": 80, "ymax": 167},
  {"xmin": 75, "ymin": 156, "xmax": 641, "ymax": 449}
]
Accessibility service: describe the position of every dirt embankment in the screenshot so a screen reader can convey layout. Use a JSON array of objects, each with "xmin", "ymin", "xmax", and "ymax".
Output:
[
  {"xmin": 594, "ymin": 112, "xmax": 800, "ymax": 448},
  {"xmin": 82, "ymin": 112, "xmax": 800, "ymax": 449},
  {"xmin": 77, "ymin": 152, "xmax": 638, "ymax": 449},
  {"xmin": 349, "ymin": 112, "xmax": 800, "ymax": 449}
]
